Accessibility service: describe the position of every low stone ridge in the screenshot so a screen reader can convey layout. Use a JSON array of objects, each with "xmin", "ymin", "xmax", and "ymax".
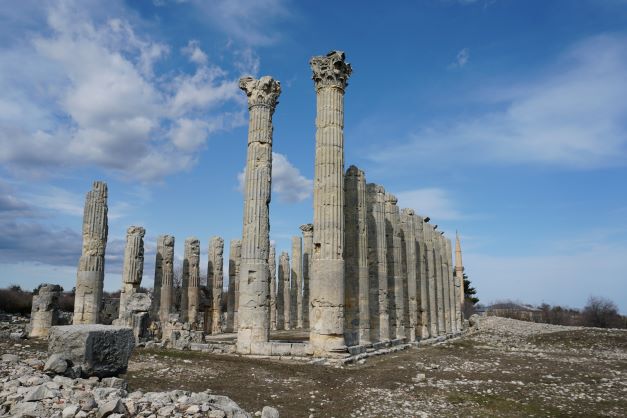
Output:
[
  {"xmin": 48, "ymin": 325, "xmax": 135, "ymax": 378},
  {"xmin": 0, "ymin": 353, "xmax": 260, "ymax": 417}
]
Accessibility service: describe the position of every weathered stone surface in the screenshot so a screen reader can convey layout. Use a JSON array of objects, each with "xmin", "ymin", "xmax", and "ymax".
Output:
[
  {"xmin": 261, "ymin": 406, "xmax": 279, "ymax": 418},
  {"xmin": 118, "ymin": 226, "xmax": 145, "ymax": 320},
  {"xmin": 227, "ymin": 239, "xmax": 242, "ymax": 332},
  {"xmin": 269, "ymin": 245, "xmax": 277, "ymax": 331},
  {"xmin": 44, "ymin": 353, "xmax": 69, "ymax": 374},
  {"xmin": 29, "ymin": 283, "xmax": 63, "ymax": 338},
  {"xmin": 366, "ymin": 183, "xmax": 389, "ymax": 343},
  {"xmin": 279, "ymin": 252, "xmax": 291, "ymax": 330},
  {"xmin": 182, "ymin": 237, "xmax": 201, "ymax": 326},
  {"xmin": 423, "ymin": 222, "xmax": 438, "ymax": 337},
  {"xmin": 299, "ymin": 224, "xmax": 313, "ymax": 329},
  {"xmin": 385, "ymin": 193, "xmax": 405, "ymax": 340},
  {"xmin": 48, "ymin": 325, "xmax": 134, "ymax": 378},
  {"xmin": 415, "ymin": 216, "xmax": 429, "ymax": 339},
  {"xmin": 400, "ymin": 209, "xmax": 418, "ymax": 342},
  {"xmin": 455, "ymin": 233, "xmax": 465, "ymax": 330},
  {"xmin": 237, "ymin": 76, "xmax": 280, "ymax": 354},
  {"xmin": 208, "ymin": 236, "xmax": 225, "ymax": 334},
  {"xmin": 154, "ymin": 235, "xmax": 175, "ymax": 324},
  {"xmin": 291, "ymin": 236, "xmax": 303, "ymax": 329},
  {"xmin": 310, "ymin": 51, "xmax": 351, "ymax": 355},
  {"xmin": 345, "ymin": 166, "xmax": 369, "ymax": 346},
  {"xmin": 74, "ymin": 181, "xmax": 108, "ymax": 325}
]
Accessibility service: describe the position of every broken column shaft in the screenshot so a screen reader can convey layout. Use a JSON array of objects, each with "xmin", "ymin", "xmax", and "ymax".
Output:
[{"xmin": 74, "ymin": 181, "xmax": 108, "ymax": 325}]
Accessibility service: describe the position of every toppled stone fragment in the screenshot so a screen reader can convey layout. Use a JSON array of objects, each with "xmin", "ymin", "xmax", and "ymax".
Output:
[{"xmin": 48, "ymin": 325, "xmax": 134, "ymax": 378}]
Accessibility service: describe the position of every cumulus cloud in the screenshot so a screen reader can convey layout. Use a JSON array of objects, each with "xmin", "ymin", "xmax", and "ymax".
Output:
[
  {"xmin": 0, "ymin": 1, "xmax": 245, "ymax": 182},
  {"xmin": 373, "ymin": 34, "xmax": 627, "ymax": 170},
  {"xmin": 395, "ymin": 188, "xmax": 462, "ymax": 221},
  {"xmin": 237, "ymin": 152, "xmax": 312, "ymax": 203}
]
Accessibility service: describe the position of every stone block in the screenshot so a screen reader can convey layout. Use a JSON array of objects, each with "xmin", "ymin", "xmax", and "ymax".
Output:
[{"xmin": 48, "ymin": 325, "xmax": 134, "ymax": 378}]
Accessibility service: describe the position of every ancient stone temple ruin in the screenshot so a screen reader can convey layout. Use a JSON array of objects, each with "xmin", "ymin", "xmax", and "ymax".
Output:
[{"xmin": 34, "ymin": 50, "xmax": 467, "ymax": 361}]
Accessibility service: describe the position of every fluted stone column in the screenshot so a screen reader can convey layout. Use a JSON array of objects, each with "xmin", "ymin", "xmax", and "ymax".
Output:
[
  {"xmin": 208, "ymin": 236, "xmax": 224, "ymax": 334},
  {"xmin": 156, "ymin": 235, "xmax": 175, "ymax": 324},
  {"xmin": 29, "ymin": 284, "xmax": 62, "ymax": 337},
  {"xmin": 433, "ymin": 231, "xmax": 446, "ymax": 335},
  {"xmin": 292, "ymin": 236, "xmax": 303, "ymax": 328},
  {"xmin": 439, "ymin": 234, "xmax": 452, "ymax": 334},
  {"xmin": 237, "ymin": 76, "xmax": 280, "ymax": 354},
  {"xmin": 269, "ymin": 244, "xmax": 277, "ymax": 331},
  {"xmin": 300, "ymin": 224, "xmax": 313, "ymax": 329},
  {"xmin": 118, "ymin": 226, "xmax": 146, "ymax": 321},
  {"xmin": 446, "ymin": 238, "xmax": 457, "ymax": 333},
  {"xmin": 278, "ymin": 251, "xmax": 289, "ymax": 330},
  {"xmin": 385, "ymin": 194, "xmax": 405, "ymax": 340},
  {"xmin": 309, "ymin": 51, "xmax": 352, "ymax": 355},
  {"xmin": 401, "ymin": 209, "xmax": 418, "ymax": 342},
  {"xmin": 415, "ymin": 217, "xmax": 429, "ymax": 339},
  {"xmin": 344, "ymin": 166, "xmax": 369, "ymax": 346},
  {"xmin": 74, "ymin": 181, "xmax": 108, "ymax": 325},
  {"xmin": 182, "ymin": 237, "xmax": 200, "ymax": 326},
  {"xmin": 423, "ymin": 223, "xmax": 437, "ymax": 337},
  {"xmin": 366, "ymin": 183, "xmax": 389, "ymax": 342},
  {"xmin": 455, "ymin": 233, "xmax": 464, "ymax": 330},
  {"xmin": 227, "ymin": 239, "xmax": 242, "ymax": 331}
]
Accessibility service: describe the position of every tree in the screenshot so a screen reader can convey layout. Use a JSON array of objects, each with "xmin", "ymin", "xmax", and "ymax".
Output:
[
  {"xmin": 462, "ymin": 273, "xmax": 479, "ymax": 305},
  {"xmin": 582, "ymin": 296, "xmax": 624, "ymax": 328}
]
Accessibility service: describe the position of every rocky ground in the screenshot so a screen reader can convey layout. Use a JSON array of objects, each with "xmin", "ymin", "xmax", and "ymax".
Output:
[{"xmin": 2, "ymin": 316, "xmax": 626, "ymax": 417}]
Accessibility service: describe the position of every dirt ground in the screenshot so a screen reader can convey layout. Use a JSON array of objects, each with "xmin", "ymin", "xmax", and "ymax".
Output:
[
  {"xmin": 127, "ymin": 318, "xmax": 626, "ymax": 417},
  {"xmin": 2, "ymin": 317, "xmax": 626, "ymax": 417}
]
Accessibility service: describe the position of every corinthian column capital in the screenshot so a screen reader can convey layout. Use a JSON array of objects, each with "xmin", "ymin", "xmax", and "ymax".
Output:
[
  {"xmin": 239, "ymin": 76, "xmax": 281, "ymax": 110},
  {"xmin": 310, "ymin": 50, "xmax": 352, "ymax": 90}
]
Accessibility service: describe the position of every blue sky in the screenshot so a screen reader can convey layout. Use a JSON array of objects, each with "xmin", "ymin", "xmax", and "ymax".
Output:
[{"xmin": 1, "ymin": 0, "xmax": 626, "ymax": 312}]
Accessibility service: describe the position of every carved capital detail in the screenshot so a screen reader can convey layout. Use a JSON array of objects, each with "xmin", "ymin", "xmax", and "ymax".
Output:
[
  {"xmin": 239, "ymin": 76, "xmax": 281, "ymax": 110},
  {"xmin": 310, "ymin": 50, "xmax": 352, "ymax": 90}
]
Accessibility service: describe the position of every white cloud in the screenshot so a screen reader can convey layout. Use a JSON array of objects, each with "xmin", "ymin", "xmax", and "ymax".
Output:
[
  {"xmin": 0, "ymin": 1, "xmax": 245, "ymax": 182},
  {"xmin": 187, "ymin": 0, "xmax": 290, "ymax": 46},
  {"xmin": 373, "ymin": 34, "xmax": 627, "ymax": 170},
  {"xmin": 395, "ymin": 188, "xmax": 462, "ymax": 221},
  {"xmin": 237, "ymin": 152, "xmax": 312, "ymax": 203},
  {"xmin": 448, "ymin": 48, "xmax": 469, "ymax": 69},
  {"xmin": 182, "ymin": 40, "xmax": 208, "ymax": 65}
]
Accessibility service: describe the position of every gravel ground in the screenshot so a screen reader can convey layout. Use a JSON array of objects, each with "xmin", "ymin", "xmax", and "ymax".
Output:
[{"xmin": 2, "ymin": 316, "xmax": 626, "ymax": 417}]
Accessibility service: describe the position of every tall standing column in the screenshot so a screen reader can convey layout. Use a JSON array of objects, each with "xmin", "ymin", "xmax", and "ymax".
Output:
[
  {"xmin": 300, "ymin": 224, "xmax": 313, "ymax": 329},
  {"xmin": 118, "ymin": 226, "xmax": 146, "ymax": 321},
  {"xmin": 292, "ymin": 236, "xmax": 303, "ymax": 328},
  {"xmin": 385, "ymin": 194, "xmax": 405, "ymax": 340},
  {"xmin": 446, "ymin": 238, "xmax": 457, "ymax": 333},
  {"xmin": 433, "ymin": 231, "xmax": 445, "ymax": 335},
  {"xmin": 415, "ymin": 217, "xmax": 429, "ymax": 339},
  {"xmin": 228, "ymin": 240, "xmax": 242, "ymax": 331},
  {"xmin": 366, "ymin": 183, "xmax": 389, "ymax": 342},
  {"xmin": 182, "ymin": 237, "xmax": 200, "ymax": 327},
  {"xmin": 400, "ymin": 209, "xmax": 418, "ymax": 342},
  {"xmin": 309, "ymin": 51, "xmax": 352, "ymax": 355},
  {"xmin": 74, "ymin": 181, "xmax": 108, "ymax": 325},
  {"xmin": 423, "ymin": 223, "xmax": 437, "ymax": 337},
  {"xmin": 345, "ymin": 166, "xmax": 369, "ymax": 346},
  {"xmin": 157, "ymin": 235, "xmax": 175, "ymax": 324},
  {"xmin": 439, "ymin": 234, "xmax": 452, "ymax": 334},
  {"xmin": 278, "ymin": 251, "xmax": 290, "ymax": 330},
  {"xmin": 208, "ymin": 236, "xmax": 224, "ymax": 334},
  {"xmin": 455, "ymin": 233, "xmax": 465, "ymax": 330},
  {"xmin": 237, "ymin": 76, "xmax": 281, "ymax": 354},
  {"xmin": 269, "ymin": 244, "xmax": 277, "ymax": 331}
]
